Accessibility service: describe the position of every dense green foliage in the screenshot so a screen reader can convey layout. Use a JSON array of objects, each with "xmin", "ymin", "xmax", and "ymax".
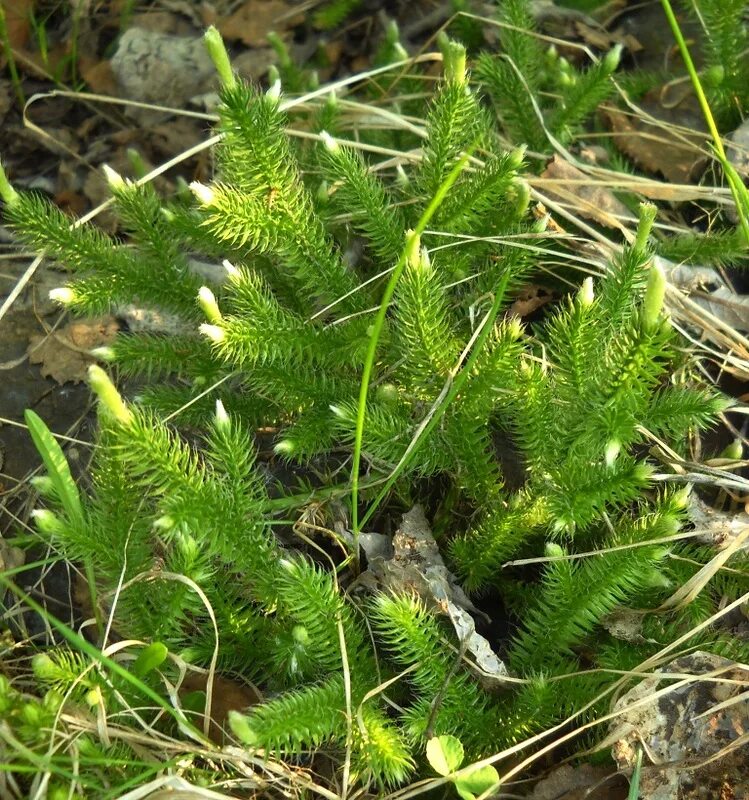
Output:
[{"xmin": 1, "ymin": 2, "xmax": 747, "ymax": 796}]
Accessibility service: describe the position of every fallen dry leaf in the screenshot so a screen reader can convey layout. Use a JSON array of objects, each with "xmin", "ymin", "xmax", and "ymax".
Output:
[
  {"xmin": 0, "ymin": 0, "xmax": 34, "ymax": 51},
  {"xmin": 508, "ymin": 284, "xmax": 553, "ymax": 319},
  {"xmin": 79, "ymin": 56, "xmax": 119, "ymax": 96},
  {"xmin": 180, "ymin": 672, "xmax": 261, "ymax": 743},
  {"xmin": 539, "ymin": 155, "xmax": 631, "ymax": 229},
  {"xmin": 217, "ymin": 0, "xmax": 295, "ymax": 47},
  {"xmin": 603, "ymin": 90, "xmax": 708, "ymax": 184},
  {"xmin": 28, "ymin": 317, "xmax": 119, "ymax": 385},
  {"xmin": 0, "ymin": 537, "xmax": 24, "ymax": 572},
  {"xmin": 359, "ymin": 506, "xmax": 508, "ymax": 685}
]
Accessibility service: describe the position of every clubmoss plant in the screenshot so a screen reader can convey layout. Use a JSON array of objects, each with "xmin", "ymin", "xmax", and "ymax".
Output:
[{"xmin": 0, "ymin": 6, "xmax": 743, "ymax": 796}]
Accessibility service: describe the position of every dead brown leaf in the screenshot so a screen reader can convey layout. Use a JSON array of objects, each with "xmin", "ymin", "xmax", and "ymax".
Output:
[
  {"xmin": 508, "ymin": 284, "xmax": 553, "ymax": 319},
  {"xmin": 359, "ymin": 506, "xmax": 508, "ymax": 685},
  {"xmin": 180, "ymin": 673, "xmax": 261, "ymax": 743},
  {"xmin": 572, "ymin": 20, "xmax": 642, "ymax": 54},
  {"xmin": 0, "ymin": 81, "xmax": 11, "ymax": 124},
  {"xmin": 0, "ymin": 0, "xmax": 34, "ymax": 51},
  {"xmin": 217, "ymin": 0, "xmax": 295, "ymax": 46},
  {"xmin": 539, "ymin": 155, "xmax": 630, "ymax": 229},
  {"xmin": 79, "ymin": 56, "xmax": 118, "ymax": 96},
  {"xmin": 603, "ymin": 90, "xmax": 708, "ymax": 184},
  {"xmin": 28, "ymin": 317, "xmax": 119, "ymax": 385}
]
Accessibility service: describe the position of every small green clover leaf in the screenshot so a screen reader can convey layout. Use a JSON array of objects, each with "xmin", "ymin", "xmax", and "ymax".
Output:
[
  {"xmin": 426, "ymin": 734, "xmax": 464, "ymax": 776},
  {"xmin": 427, "ymin": 735, "xmax": 500, "ymax": 799},
  {"xmin": 130, "ymin": 642, "xmax": 168, "ymax": 679},
  {"xmin": 455, "ymin": 764, "xmax": 500, "ymax": 800}
]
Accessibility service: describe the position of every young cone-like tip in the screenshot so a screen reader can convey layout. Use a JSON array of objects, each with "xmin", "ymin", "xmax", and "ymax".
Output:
[
  {"xmin": 578, "ymin": 277, "xmax": 594, "ymax": 307},
  {"xmin": 415, "ymin": 246, "xmax": 431, "ymax": 271},
  {"xmin": 88, "ymin": 365, "xmax": 133, "ymax": 425},
  {"xmin": 190, "ymin": 182, "xmax": 216, "ymax": 206},
  {"xmin": 508, "ymin": 145, "xmax": 527, "ymax": 172},
  {"xmin": 30, "ymin": 476, "xmax": 55, "ymax": 496},
  {"xmin": 31, "ymin": 509, "xmax": 65, "ymax": 535},
  {"xmin": 642, "ymin": 262, "xmax": 667, "ymax": 331},
  {"xmin": 102, "ymin": 163, "xmax": 126, "ymax": 190},
  {"xmin": 90, "ymin": 346, "xmax": 116, "ymax": 362},
  {"xmin": 204, "ymin": 26, "xmax": 236, "ymax": 89},
  {"xmin": 673, "ymin": 486, "xmax": 692, "ymax": 509},
  {"xmin": 0, "ymin": 161, "xmax": 18, "ymax": 205},
  {"xmin": 405, "ymin": 230, "xmax": 420, "ymax": 268},
  {"xmin": 198, "ymin": 286, "xmax": 222, "ymax": 323},
  {"xmin": 439, "ymin": 36, "xmax": 467, "ymax": 85},
  {"xmin": 153, "ymin": 515, "xmax": 176, "ymax": 531},
  {"xmin": 320, "ymin": 130, "xmax": 338, "ymax": 152},
  {"xmin": 512, "ymin": 180, "xmax": 530, "ymax": 219},
  {"xmin": 223, "ymin": 259, "xmax": 240, "ymax": 281},
  {"xmin": 266, "ymin": 79, "xmax": 281, "ymax": 103},
  {"xmin": 267, "ymin": 64, "xmax": 281, "ymax": 86},
  {"xmin": 316, "ymin": 180, "xmax": 330, "ymax": 205},
  {"xmin": 49, "ymin": 287, "xmax": 76, "ymax": 305},
  {"xmin": 214, "ymin": 398, "xmax": 230, "ymax": 429},
  {"xmin": 719, "ymin": 439, "xmax": 743, "ymax": 461},
  {"xmin": 602, "ymin": 43, "xmax": 623, "ymax": 74},
  {"xmin": 200, "ymin": 323, "xmax": 225, "ymax": 342},
  {"xmin": 545, "ymin": 542, "xmax": 564, "ymax": 559},
  {"xmin": 274, "ymin": 439, "xmax": 295, "ymax": 456},
  {"xmin": 32, "ymin": 653, "xmax": 56, "ymax": 679},
  {"xmin": 228, "ymin": 711, "xmax": 258, "ymax": 745},
  {"xmin": 634, "ymin": 202, "xmax": 658, "ymax": 254},
  {"xmin": 604, "ymin": 438, "xmax": 621, "ymax": 467},
  {"xmin": 396, "ymin": 164, "xmax": 410, "ymax": 189},
  {"xmin": 329, "ymin": 403, "xmax": 349, "ymax": 420}
]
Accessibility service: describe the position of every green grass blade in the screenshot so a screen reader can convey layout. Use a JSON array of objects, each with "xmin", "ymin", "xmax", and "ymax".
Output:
[
  {"xmin": 0, "ymin": 573, "xmax": 209, "ymax": 745},
  {"xmin": 628, "ymin": 745, "xmax": 643, "ymax": 800},
  {"xmin": 350, "ymin": 145, "xmax": 476, "ymax": 552},
  {"xmin": 660, "ymin": 0, "xmax": 749, "ymax": 243},
  {"xmin": 24, "ymin": 409, "xmax": 83, "ymax": 526}
]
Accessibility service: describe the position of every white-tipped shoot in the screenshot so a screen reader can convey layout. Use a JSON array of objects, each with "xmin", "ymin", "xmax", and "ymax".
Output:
[
  {"xmin": 102, "ymin": 163, "xmax": 126, "ymax": 190},
  {"xmin": 266, "ymin": 79, "xmax": 281, "ymax": 103},
  {"xmin": 190, "ymin": 181, "xmax": 216, "ymax": 206},
  {"xmin": 405, "ymin": 230, "xmax": 420, "ymax": 268},
  {"xmin": 604, "ymin": 439, "xmax": 621, "ymax": 467},
  {"xmin": 222, "ymin": 259, "xmax": 240, "ymax": 281},
  {"xmin": 578, "ymin": 277, "xmax": 594, "ymax": 307},
  {"xmin": 274, "ymin": 439, "xmax": 295, "ymax": 456},
  {"xmin": 320, "ymin": 130, "xmax": 338, "ymax": 152},
  {"xmin": 214, "ymin": 398, "xmax": 230, "ymax": 429},
  {"xmin": 31, "ymin": 509, "xmax": 65, "ymax": 535},
  {"xmin": 49, "ymin": 287, "xmax": 76, "ymax": 305},
  {"xmin": 199, "ymin": 323, "xmax": 225, "ymax": 342},
  {"xmin": 90, "ymin": 346, "xmax": 116, "ymax": 362},
  {"xmin": 198, "ymin": 286, "xmax": 222, "ymax": 323}
]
